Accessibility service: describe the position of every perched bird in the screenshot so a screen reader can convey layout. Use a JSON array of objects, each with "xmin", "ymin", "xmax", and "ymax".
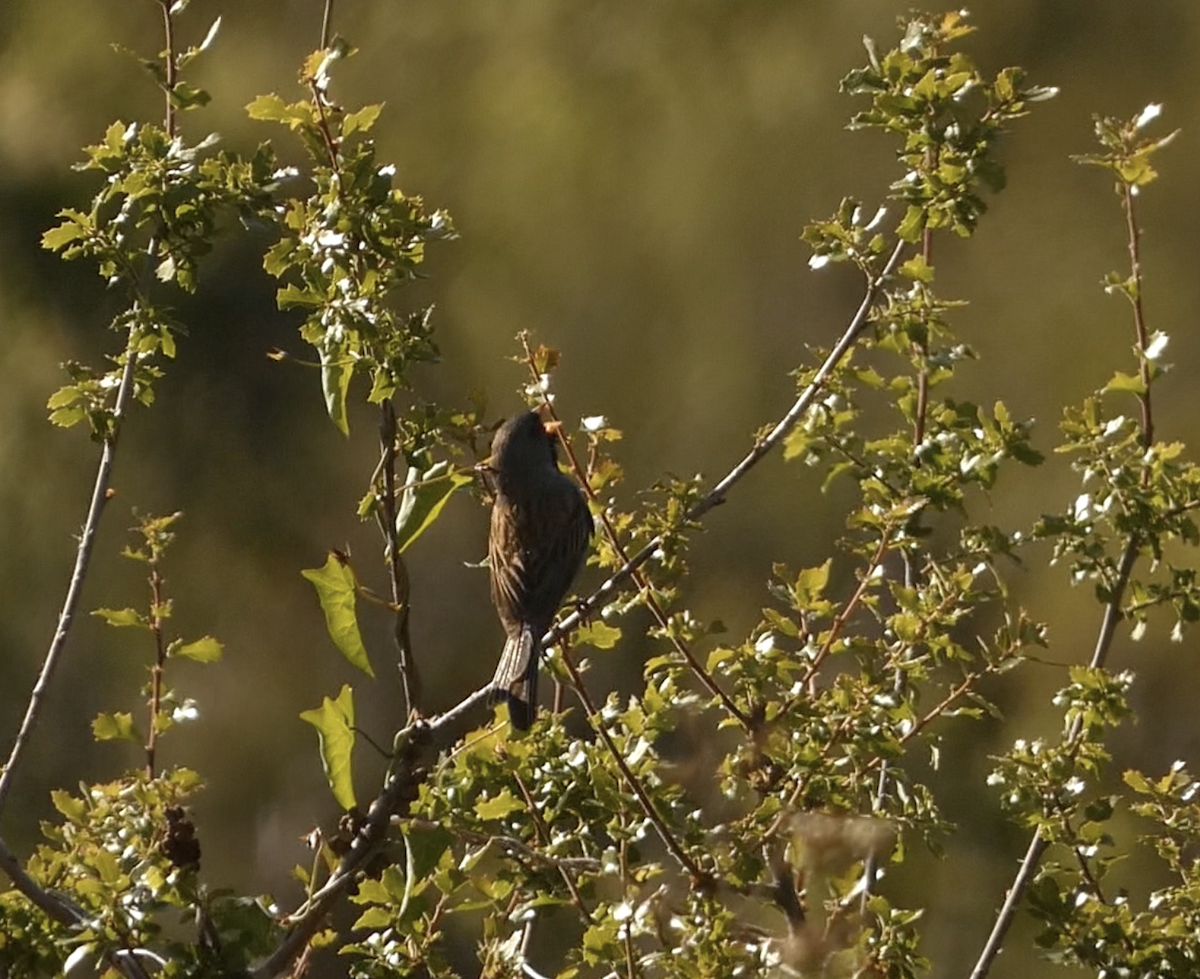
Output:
[{"xmin": 486, "ymin": 410, "xmax": 593, "ymax": 729}]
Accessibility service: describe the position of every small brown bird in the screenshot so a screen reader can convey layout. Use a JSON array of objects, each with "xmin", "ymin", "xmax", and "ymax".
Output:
[{"xmin": 487, "ymin": 410, "xmax": 593, "ymax": 729}]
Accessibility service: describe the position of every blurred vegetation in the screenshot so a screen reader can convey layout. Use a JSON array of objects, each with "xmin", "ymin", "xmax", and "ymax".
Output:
[{"xmin": 2, "ymin": 2, "xmax": 1200, "ymax": 977}]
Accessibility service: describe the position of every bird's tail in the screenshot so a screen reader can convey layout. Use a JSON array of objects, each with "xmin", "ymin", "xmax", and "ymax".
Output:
[{"xmin": 490, "ymin": 628, "xmax": 539, "ymax": 730}]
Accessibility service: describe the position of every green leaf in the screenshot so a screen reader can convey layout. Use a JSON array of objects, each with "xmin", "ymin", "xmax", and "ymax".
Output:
[
  {"xmin": 42, "ymin": 215, "xmax": 89, "ymax": 252},
  {"xmin": 277, "ymin": 284, "xmax": 324, "ymax": 309},
  {"xmin": 92, "ymin": 712, "xmax": 139, "ymax": 742},
  {"xmin": 574, "ymin": 620, "xmax": 622, "ymax": 650},
  {"xmin": 169, "ymin": 80, "xmax": 212, "ymax": 110},
  {"xmin": 246, "ymin": 94, "xmax": 315, "ymax": 130},
  {"xmin": 896, "ymin": 205, "xmax": 926, "ymax": 242},
  {"xmin": 302, "ymin": 554, "xmax": 375, "ymax": 677},
  {"xmin": 92, "ymin": 607, "xmax": 149, "ymax": 629},
  {"xmin": 171, "ymin": 636, "xmax": 224, "ymax": 663},
  {"xmin": 1103, "ymin": 370, "xmax": 1146, "ymax": 395},
  {"xmin": 352, "ymin": 906, "xmax": 392, "ymax": 930},
  {"xmin": 900, "ymin": 254, "xmax": 935, "ymax": 283},
  {"xmin": 343, "ymin": 104, "xmax": 383, "ymax": 137},
  {"xmin": 320, "ymin": 344, "xmax": 353, "ymax": 436},
  {"xmin": 795, "ymin": 561, "xmax": 832, "ymax": 604},
  {"xmin": 51, "ymin": 790, "xmax": 87, "ymax": 823},
  {"xmin": 263, "ymin": 238, "xmax": 296, "ymax": 278},
  {"xmin": 475, "ymin": 789, "xmax": 525, "ymax": 821},
  {"xmin": 299, "ymin": 685, "xmax": 357, "ymax": 811},
  {"xmin": 395, "ymin": 462, "xmax": 473, "ymax": 552}
]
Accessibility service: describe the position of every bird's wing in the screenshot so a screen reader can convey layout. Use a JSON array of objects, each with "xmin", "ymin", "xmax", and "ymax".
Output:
[{"xmin": 489, "ymin": 478, "xmax": 592, "ymax": 636}]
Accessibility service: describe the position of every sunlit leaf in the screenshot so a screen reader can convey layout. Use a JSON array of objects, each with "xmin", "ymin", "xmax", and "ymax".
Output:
[
  {"xmin": 299, "ymin": 685, "xmax": 357, "ymax": 811},
  {"xmin": 92, "ymin": 712, "xmax": 140, "ymax": 742},
  {"xmin": 302, "ymin": 553, "xmax": 374, "ymax": 677}
]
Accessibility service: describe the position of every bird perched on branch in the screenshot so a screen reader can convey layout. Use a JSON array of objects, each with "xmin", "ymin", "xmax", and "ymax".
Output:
[{"xmin": 485, "ymin": 410, "xmax": 593, "ymax": 730}]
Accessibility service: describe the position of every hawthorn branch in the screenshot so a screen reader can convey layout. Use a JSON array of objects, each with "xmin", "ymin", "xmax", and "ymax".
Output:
[
  {"xmin": 254, "ymin": 238, "xmax": 907, "ymax": 977},
  {"xmin": 968, "ymin": 157, "xmax": 1154, "ymax": 979},
  {"xmin": 0, "ymin": 315, "xmax": 141, "ymax": 818},
  {"xmin": 559, "ymin": 646, "xmax": 709, "ymax": 885}
]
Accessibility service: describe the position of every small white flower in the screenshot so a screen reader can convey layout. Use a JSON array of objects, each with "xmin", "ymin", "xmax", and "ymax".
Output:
[
  {"xmin": 172, "ymin": 700, "xmax": 200, "ymax": 723},
  {"xmin": 865, "ymin": 206, "xmax": 888, "ymax": 230},
  {"xmin": 581, "ymin": 415, "xmax": 607, "ymax": 432},
  {"xmin": 808, "ymin": 253, "xmax": 832, "ymax": 270},
  {"xmin": 1144, "ymin": 331, "xmax": 1169, "ymax": 361},
  {"xmin": 1134, "ymin": 103, "xmax": 1162, "ymax": 130}
]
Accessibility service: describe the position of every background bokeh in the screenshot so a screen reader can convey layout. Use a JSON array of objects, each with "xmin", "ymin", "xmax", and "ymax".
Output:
[{"xmin": 2, "ymin": 2, "xmax": 1200, "ymax": 976}]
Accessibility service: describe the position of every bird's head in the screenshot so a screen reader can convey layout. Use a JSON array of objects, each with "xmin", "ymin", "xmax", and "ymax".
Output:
[{"xmin": 484, "ymin": 410, "xmax": 560, "ymax": 490}]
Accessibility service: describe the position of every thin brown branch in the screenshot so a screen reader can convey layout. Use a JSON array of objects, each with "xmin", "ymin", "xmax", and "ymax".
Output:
[
  {"xmin": 376, "ymin": 400, "xmax": 419, "ymax": 716},
  {"xmin": 559, "ymin": 646, "xmax": 710, "ymax": 885},
  {"xmin": 320, "ymin": 0, "xmax": 335, "ymax": 50},
  {"xmin": 0, "ymin": 330, "xmax": 140, "ymax": 816},
  {"xmin": 795, "ymin": 527, "xmax": 894, "ymax": 693},
  {"xmin": 156, "ymin": 0, "xmax": 177, "ymax": 138},
  {"xmin": 912, "ymin": 221, "xmax": 934, "ymax": 448},
  {"xmin": 512, "ymin": 771, "xmax": 593, "ymax": 923},
  {"xmin": 1123, "ymin": 183, "xmax": 1153, "ymax": 448},
  {"xmin": 620, "ymin": 840, "xmax": 641, "ymax": 979},
  {"xmin": 145, "ymin": 560, "xmax": 167, "ymax": 780},
  {"xmin": 967, "ymin": 530, "xmax": 1140, "ymax": 979}
]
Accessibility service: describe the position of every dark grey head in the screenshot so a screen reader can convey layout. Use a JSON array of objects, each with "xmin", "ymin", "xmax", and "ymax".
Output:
[{"xmin": 489, "ymin": 411, "xmax": 559, "ymax": 490}]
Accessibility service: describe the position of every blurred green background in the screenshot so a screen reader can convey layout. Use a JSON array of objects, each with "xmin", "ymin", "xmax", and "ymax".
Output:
[{"xmin": 3, "ymin": 2, "xmax": 1200, "ymax": 975}]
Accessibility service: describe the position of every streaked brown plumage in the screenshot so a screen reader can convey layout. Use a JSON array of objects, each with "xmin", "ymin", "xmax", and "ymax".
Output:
[{"xmin": 487, "ymin": 410, "xmax": 592, "ymax": 729}]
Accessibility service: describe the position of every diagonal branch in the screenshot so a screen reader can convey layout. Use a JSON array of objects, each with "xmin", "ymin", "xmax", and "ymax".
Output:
[
  {"xmin": 968, "ymin": 152, "xmax": 1155, "ymax": 979},
  {"xmin": 544, "ymin": 239, "xmax": 907, "ymax": 652},
  {"xmin": 966, "ymin": 535, "xmax": 1139, "ymax": 979},
  {"xmin": 0, "ymin": 333, "xmax": 140, "ymax": 816}
]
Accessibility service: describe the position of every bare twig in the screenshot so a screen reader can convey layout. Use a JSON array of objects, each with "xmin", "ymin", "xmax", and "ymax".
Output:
[
  {"xmin": 376, "ymin": 400, "xmax": 419, "ymax": 716},
  {"xmin": 1123, "ymin": 183, "xmax": 1152, "ymax": 448},
  {"xmin": 320, "ymin": 0, "xmax": 335, "ymax": 51},
  {"xmin": 559, "ymin": 647, "xmax": 710, "ymax": 885},
  {"xmin": 145, "ymin": 554, "xmax": 168, "ymax": 780},
  {"xmin": 0, "ymin": 333, "xmax": 139, "ymax": 816}
]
